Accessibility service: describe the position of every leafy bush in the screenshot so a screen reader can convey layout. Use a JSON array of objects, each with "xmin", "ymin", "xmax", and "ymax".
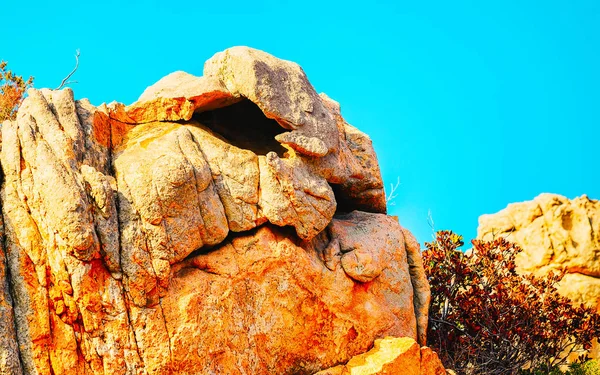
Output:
[
  {"xmin": 568, "ymin": 360, "xmax": 600, "ymax": 375},
  {"xmin": 423, "ymin": 230, "xmax": 600, "ymax": 375},
  {"xmin": 0, "ymin": 60, "xmax": 33, "ymax": 122}
]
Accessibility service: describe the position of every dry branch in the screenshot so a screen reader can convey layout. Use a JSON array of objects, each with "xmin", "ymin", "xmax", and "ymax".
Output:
[{"xmin": 56, "ymin": 49, "xmax": 80, "ymax": 90}]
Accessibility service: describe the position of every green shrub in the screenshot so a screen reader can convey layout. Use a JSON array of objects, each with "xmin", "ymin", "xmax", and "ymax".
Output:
[{"xmin": 570, "ymin": 360, "xmax": 600, "ymax": 375}]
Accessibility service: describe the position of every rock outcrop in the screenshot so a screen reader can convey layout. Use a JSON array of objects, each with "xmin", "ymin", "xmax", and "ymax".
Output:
[
  {"xmin": 0, "ymin": 47, "xmax": 437, "ymax": 374},
  {"xmin": 478, "ymin": 193, "xmax": 600, "ymax": 312},
  {"xmin": 478, "ymin": 193, "xmax": 600, "ymax": 357}
]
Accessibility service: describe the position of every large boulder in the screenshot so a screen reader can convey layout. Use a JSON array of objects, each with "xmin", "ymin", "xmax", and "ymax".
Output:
[
  {"xmin": 478, "ymin": 193, "xmax": 600, "ymax": 311},
  {"xmin": 0, "ymin": 47, "xmax": 436, "ymax": 374},
  {"xmin": 478, "ymin": 193, "xmax": 600, "ymax": 357}
]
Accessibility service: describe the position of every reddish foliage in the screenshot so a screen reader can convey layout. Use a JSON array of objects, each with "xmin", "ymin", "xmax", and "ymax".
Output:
[
  {"xmin": 423, "ymin": 230, "xmax": 600, "ymax": 375},
  {"xmin": 0, "ymin": 60, "xmax": 33, "ymax": 122}
]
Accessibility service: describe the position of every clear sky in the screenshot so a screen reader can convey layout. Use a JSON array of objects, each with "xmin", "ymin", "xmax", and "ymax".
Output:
[{"xmin": 3, "ymin": 0, "xmax": 599, "ymax": 247}]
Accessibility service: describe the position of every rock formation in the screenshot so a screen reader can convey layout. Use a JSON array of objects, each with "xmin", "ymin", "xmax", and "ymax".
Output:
[
  {"xmin": 0, "ymin": 47, "xmax": 439, "ymax": 374},
  {"xmin": 478, "ymin": 193, "xmax": 600, "ymax": 357},
  {"xmin": 478, "ymin": 193, "xmax": 600, "ymax": 311}
]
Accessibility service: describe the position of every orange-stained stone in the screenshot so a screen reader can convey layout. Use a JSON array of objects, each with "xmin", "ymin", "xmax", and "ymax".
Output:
[
  {"xmin": 0, "ymin": 47, "xmax": 432, "ymax": 375},
  {"xmin": 315, "ymin": 337, "xmax": 446, "ymax": 375},
  {"xmin": 420, "ymin": 347, "xmax": 447, "ymax": 375}
]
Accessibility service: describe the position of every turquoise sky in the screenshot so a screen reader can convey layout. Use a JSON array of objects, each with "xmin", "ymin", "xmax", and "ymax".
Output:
[{"xmin": 3, "ymin": 1, "xmax": 599, "ymax": 246}]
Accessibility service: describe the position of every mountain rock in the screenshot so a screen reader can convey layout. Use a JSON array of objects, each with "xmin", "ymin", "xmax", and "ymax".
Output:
[
  {"xmin": 478, "ymin": 193, "xmax": 600, "ymax": 311},
  {"xmin": 478, "ymin": 193, "xmax": 600, "ymax": 357},
  {"xmin": 0, "ymin": 46, "xmax": 437, "ymax": 374}
]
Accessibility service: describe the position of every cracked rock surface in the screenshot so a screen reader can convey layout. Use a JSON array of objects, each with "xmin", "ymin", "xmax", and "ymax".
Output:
[
  {"xmin": 478, "ymin": 193, "xmax": 600, "ymax": 357},
  {"xmin": 478, "ymin": 193, "xmax": 600, "ymax": 311},
  {"xmin": 0, "ymin": 47, "xmax": 432, "ymax": 375}
]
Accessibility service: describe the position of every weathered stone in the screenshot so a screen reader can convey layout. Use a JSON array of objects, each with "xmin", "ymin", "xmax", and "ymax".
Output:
[
  {"xmin": 0, "ymin": 200, "xmax": 23, "ymax": 375},
  {"xmin": 0, "ymin": 47, "xmax": 435, "ymax": 375},
  {"xmin": 111, "ymin": 47, "xmax": 387, "ymax": 215},
  {"xmin": 258, "ymin": 151, "xmax": 336, "ymax": 240},
  {"xmin": 478, "ymin": 193, "xmax": 600, "ymax": 311},
  {"xmin": 128, "ymin": 221, "xmax": 421, "ymax": 374},
  {"xmin": 204, "ymin": 46, "xmax": 340, "ymax": 156},
  {"xmin": 111, "ymin": 72, "xmax": 239, "ymax": 124},
  {"xmin": 186, "ymin": 122, "xmax": 264, "ymax": 232},
  {"xmin": 2, "ymin": 88, "xmax": 143, "ymax": 375},
  {"xmin": 113, "ymin": 121, "xmax": 230, "ymax": 306},
  {"xmin": 310, "ymin": 93, "xmax": 386, "ymax": 214},
  {"xmin": 403, "ymin": 227, "xmax": 432, "ymax": 347},
  {"xmin": 420, "ymin": 347, "xmax": 447, "ymax": 375},
  {"xmin": 314, "ymin": 337, "xmax": 445, "ymax": 375},
  {"xmin": 478, "ymin": 193, "xmax": 600, "ymax": 359},
  {"xmin": 337, "ymin": 123, "xmax": 386, "ymax": 213}
]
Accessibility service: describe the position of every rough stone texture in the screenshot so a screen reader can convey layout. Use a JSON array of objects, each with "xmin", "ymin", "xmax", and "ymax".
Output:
[
  {"xmin": 403, "ymin": 227, "xmax": 432, "ymax": 347},
  {"xmin": 110, "ymin": 72, "xmax": 239, "ymax": 125},
  {"xmin": 314, "ymin": 337, "xmax": 445, "ymax": 375},
  {"xmin": 204, "ymin": 46, "xmax": 339, "ymax": 157},
  {"xmin": 420, "ymin": 347, "xmax": 448, "ymax": 375},
  {"xmin": 0, "ymin": 47, "xmax": 435, "ymax": 374},
  {"xmin": 1, "ymin": 88, "xmax": 141, "ymax": 375},
  {"xmin": 478, "ymin": 193, "xmax": 600, "ymax": 358},
  {"xmin": 0, "ymin": 211, "xmax": 23, "ymax": 375},
  {"xmin": 478, "ymin": 193, "xmax": 600, "ymax": 311}
]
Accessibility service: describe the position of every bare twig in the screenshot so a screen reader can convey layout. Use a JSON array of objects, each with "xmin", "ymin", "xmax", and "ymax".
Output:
[
  {"xmin": 429, "ymin": 317, "xmax": 473, "ymax": 338},
  {"xmin": 385, "ymin": 176, "xmax": 400, "ymax": 205},
  {"xmin": 427, "ymin": 209, "xmax": 435, "ymax": 235},
  {"xmin": 56, "ymin": 49, "xmax": 80, "ymax": 90}
]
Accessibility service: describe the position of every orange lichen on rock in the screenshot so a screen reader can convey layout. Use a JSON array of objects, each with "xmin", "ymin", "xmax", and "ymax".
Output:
[{"xmin": 0, "ymin": 47, "xmax": 439, "ymax": 374}]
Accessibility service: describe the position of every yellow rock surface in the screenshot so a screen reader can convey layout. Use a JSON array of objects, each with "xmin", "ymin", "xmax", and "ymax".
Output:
[
  {"xmin": 478, "ymin": 193, "xmax": 600, "ymax": 358},
  {"xmin": 478, "ymin": 193, "xmax": 600, "ymax": 311},
  {"xmin": 315, "ymin": 337, "xmax": 445, "ymax": 375},
  {"xmin": 0, "ymin": 47, "xmax": 431, "ymax": 374}
]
